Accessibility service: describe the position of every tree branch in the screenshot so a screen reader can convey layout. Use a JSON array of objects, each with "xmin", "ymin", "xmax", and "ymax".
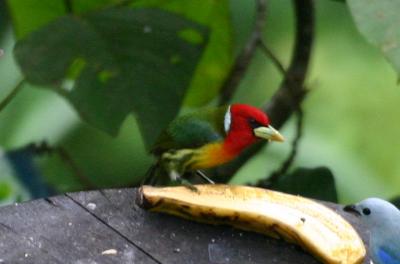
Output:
[
  {"xmin": 0, "ymin": 79, "xmax": 24, "ymax": 113},
  {"xmin": 214, "ymin": 0, "xmax": 314, "ymax": 183},
  {"xmin": 257, "ymin": 107, "xmax": 304, "ymax": 187},
  {"xmin": 263, "ymin": 0, "xmax": 313, "ymax": 125},
  {"xmin": 258, "ymin": 39, "xmax": 286, "ymax": 76},
  {"xmin": 218, "ymin": 0, "xmax": 267, "ymax": 106},
  {"xmin": 31, "ymin": 142, "xmax": 95, "ymax": 190}
]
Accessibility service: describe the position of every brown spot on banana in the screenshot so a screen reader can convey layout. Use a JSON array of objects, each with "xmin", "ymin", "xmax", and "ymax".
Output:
[{"xmin": 136, "ymin": 185, "xmax": 366, "ymax": 264}]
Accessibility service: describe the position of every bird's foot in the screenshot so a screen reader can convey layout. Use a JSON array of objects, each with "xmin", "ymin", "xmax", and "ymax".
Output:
[
  {"xmin": 181, "ymin": 180, "xmax": 199, "ymax": 192},
  {"xmin": 171, "ymin": 179, "xmax": 198, "ymax": 192}
]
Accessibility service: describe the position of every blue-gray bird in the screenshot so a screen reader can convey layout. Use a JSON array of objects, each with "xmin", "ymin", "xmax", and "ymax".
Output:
[{"xmin": 344, "ymin": 198, "xmax": 400, "ymax": 264}]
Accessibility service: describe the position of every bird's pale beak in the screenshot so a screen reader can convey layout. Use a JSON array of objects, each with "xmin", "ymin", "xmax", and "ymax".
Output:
[
  {"xmin": 343, "ymin": 204, "xmax": 361, "ymax": 217},
  {"xmin": 253, "ymin": 125, "xmax": 285, "ymax": 142}
]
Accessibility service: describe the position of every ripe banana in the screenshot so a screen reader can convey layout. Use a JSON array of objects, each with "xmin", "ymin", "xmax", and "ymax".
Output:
[{"xmin": 137, "ymin": 184, "xmax": 366, "ymax": 264}]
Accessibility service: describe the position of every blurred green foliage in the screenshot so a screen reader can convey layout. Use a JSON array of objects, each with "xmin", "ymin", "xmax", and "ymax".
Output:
[
  {"xmin": 0, "ymin": 182, "xmax": 12, "ymax": 200},
  {"xmin": 348, "ymin": 0, "xmax": 400, "ymax": 74},
  {"xmin": 231, "ymin": 0, "xmax": 400, "ymax": 203},
  {"xmin": 0, "ymin": 0, "xmax": 399, "ymax": 205},
  {"xmin": 278, "ymin": 167, "xmax": 338, "ymax": 202},
  {"xmin": 131, "ymin": 0, "xmax": 234, "ymax": 107},
  {"xmin": 14, "ymin": 8, "xmax": 207, "ymax": 146}
]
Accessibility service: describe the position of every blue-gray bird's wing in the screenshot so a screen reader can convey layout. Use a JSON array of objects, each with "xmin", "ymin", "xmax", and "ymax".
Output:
[{"xmin": 377, "ymin": 246, "xmax": 400, "ymax": 264}]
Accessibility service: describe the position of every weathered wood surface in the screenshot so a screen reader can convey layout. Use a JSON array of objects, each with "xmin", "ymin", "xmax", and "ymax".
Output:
[{"xmin": 0, "ymin": 188, "xmax": 371, "ymax": 264}]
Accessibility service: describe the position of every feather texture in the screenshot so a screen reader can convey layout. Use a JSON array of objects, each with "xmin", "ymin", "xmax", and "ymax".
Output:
[
  {"xmin": 145, "ymin": 104, "xmax": 280, "ymax": 184},
  {"xmin": 376, "ymin": 246, "xmax": 400, "ymax": 264},
  {"xmin": 151, "ymin": 106, "xmax": 227, "ymax": 155}
]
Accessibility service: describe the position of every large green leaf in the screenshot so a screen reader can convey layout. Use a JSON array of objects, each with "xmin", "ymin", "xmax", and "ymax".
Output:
[
  {"xmin": 132, "ymin": 0, "xmax": 233, "ymax": 107},
  {"xmin": 271, "ymin": 167, "xmax": 338, "ymax": 202},
  {"xmin": 14, "ymin": 8, "xmax": 208, "ymax": 148},
  {"xmin": 0, "ymin": 0, "xmax": 10, "ymax": 41},
  {"xmin": 7, "ymin": 0, "xmax": 66, "ymax": 38},
  {"xmin": 347, "ymin": 0, "xmax": 400, "ymax": 74},
  {"xmin": 71, "ymin": 0, "xmax": 122, "ymax": 13},
  {"xmin": 7, "ymin": 0, "xmax": 128, "ymax": 38}
]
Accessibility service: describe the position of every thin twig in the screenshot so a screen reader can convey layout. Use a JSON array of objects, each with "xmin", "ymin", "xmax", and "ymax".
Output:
[
  {"xmin": 31, "ymin": 142, "xmax": 95, "ymax": 189},
  {"xmin": 257, "ymin": 107, "xmax": 303, "ymax": 187},
  {"xmin": 213, "ymin": 0, "xmax": 314, "ymax": 183},
  {"xmin": 258, "ymin": 39, "xmax": 286, "ymax": 76},
  {"xmin": 218, "ymin": 0, "xmax": 267, "ymax": 105},
  {"xmin": 63, "ymin": 0, "xmax": 73, "ymax": 14},
  {"xmin": 0, "ymin": 79, "xmax": 24, "ymax": 113},
  {"xmin": 56, "ymin": 147, "xmax": 95, "ymax": 189}
]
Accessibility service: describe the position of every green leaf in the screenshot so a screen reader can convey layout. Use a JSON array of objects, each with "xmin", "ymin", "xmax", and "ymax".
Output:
[
  {"xmin": 71, "ymin": 0, "xmax": 124, "ymax": 13},
  {"xmin": 7, "ymin": 0, "xmax": 66, "ymax": 38},
  {"xmin": 0, "ymin": 0, "xmax": 10, "ymax": 41},
  {"xmin": 271, "ymin": 167, "xmax": 338, "ymax": 202},
  {"xmin": 347, "ymin": 0, "xmax": 400, "ymax": 74},
  {"xmin": 7, "ymin": 0, "xmax": 130, "ymax": 39},
  {"xmin": 14, "ymin": 8, "xmax": 207, "ymax": 148},
  {"xmin": 132, "ymin": 0, "xmax": 233, "ymax": 107},
  {"xmin": 0, "ymin": 182, "xmax": 12, "ymax": 200}
]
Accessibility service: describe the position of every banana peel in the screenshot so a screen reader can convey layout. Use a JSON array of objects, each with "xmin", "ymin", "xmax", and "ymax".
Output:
[{"xmin": 136, "ymin": 184, "xmax": 366, "ymax": 264}]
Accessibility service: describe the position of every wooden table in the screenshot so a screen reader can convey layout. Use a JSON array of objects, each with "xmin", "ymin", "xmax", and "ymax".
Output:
[{"xmin": 0, "ymin": 188, "xmax": 371, "ymax": 263}]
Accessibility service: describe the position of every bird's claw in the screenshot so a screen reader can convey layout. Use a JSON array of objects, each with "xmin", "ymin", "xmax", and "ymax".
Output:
[
  {"xmin": 172, "ymin": 178, "xmax": 198, "ymax": 192},
  {"xmin": 182, "ymin": 181, "xmax": 199, "ymax": 192}
]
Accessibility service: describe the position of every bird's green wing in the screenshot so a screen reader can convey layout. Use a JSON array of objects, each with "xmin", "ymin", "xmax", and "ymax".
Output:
[{"xmin": 151, "ymin": 106, "xmax": 228, "ymax": 154}]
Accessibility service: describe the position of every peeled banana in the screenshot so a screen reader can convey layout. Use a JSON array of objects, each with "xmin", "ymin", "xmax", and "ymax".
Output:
[{"xmin": 137, "ymin": 184, "xmax": 366, "ymax": 264}]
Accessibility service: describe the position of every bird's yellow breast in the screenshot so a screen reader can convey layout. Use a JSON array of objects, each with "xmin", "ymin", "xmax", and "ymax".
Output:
[{"xmin": 189, "ymin": 142, "xmax": 235, "ymax": 170}]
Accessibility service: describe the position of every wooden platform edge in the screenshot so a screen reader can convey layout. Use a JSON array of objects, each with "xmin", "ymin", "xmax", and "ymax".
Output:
[{"xmin": 0, "ymin": 188, "xmax": 372, "ymax": 264}]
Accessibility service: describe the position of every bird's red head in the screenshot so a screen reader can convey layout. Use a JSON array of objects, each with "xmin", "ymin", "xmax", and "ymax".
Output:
[{"xmin": 223, "ymin": 104, "xmax": 284, "ymax": 155}]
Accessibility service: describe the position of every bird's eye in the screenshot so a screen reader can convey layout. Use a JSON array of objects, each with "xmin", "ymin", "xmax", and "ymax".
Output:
[
  {"xmin": 362, "ymin": 208, "xmax": 371, "ymax": 215},
  {"xmin": 248, "ymin": 118, "xmax": 261, "ymax": 129}
]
